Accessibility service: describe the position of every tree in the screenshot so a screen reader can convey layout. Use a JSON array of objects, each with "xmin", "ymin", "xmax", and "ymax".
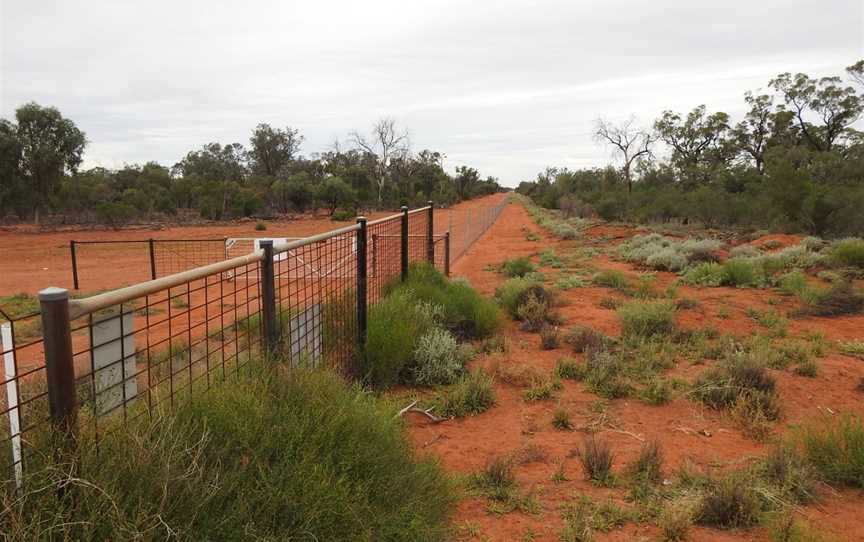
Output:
[
  {"xmin": 317, "ymin": 176, "xmax": 356, "ymax": 215},
  {"xmin": 248, "ymin": 123, "xmax": 304, "ymax": 177},
  {"xmin": 594, "ymin": 116, "xmax": 654, "ymax": 193},
  {"xmin": 729, "ymin": 92, "xmax": 777, "ymax": 174},
  {"xmin": 0, "ymin": 119, "xmax": 23, "ymax": 216},
  {"xmin": 654, "ymin": 105, "xmax": 730, "ymax": 184},
  {"xmin": 452, "ymin": 166, "xmax": 480, "ymax": 200},
  {"xmin": 12, "ymin": 102, "xmax": 87, "ymax": 222},
  {"xmin": 770, "ymin": 72, "xmax": 862, "ymax": 152},
  {"xmin": 350, "ymin": 117, "xmax": 409, "ymax": 206},
  {"xmin": 846, "ymin": 60, "xmax": 864, "ymax": 89}
]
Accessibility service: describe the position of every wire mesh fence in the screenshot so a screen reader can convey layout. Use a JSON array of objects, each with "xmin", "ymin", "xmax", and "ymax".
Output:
[
  {"xmin": 2, "ymin": 203, "xmax": 491, "ymax": 485},
  {"xmin": 445, "ymin": 196, "xmax": 509, "ymax": 263}
]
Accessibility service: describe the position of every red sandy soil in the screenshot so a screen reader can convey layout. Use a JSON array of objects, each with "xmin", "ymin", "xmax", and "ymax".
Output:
[
  {"xmin": 0, "ymin": 193, "xmax": 506, "ymax": 298},
  {"xmin": 406, "ymin": 202, "xmax": 864, "ymax": 541}
]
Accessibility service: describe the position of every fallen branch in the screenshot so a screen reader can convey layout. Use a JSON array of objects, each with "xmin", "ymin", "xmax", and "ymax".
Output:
[{"xmin": 396, "ymin": 401, "xmax": 445, "ymax": 423}]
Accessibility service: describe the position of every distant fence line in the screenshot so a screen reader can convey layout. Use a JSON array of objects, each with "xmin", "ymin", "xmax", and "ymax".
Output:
[{"xmin": 1, "ymin": 198, "xmax": 508, "ymax": 484}]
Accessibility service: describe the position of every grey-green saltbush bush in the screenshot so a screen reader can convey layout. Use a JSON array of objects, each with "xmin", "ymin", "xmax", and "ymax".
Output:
[
  {"xmin": 0, "ymin": 367, "xmax": 454, "ymax": 541},
  {"xmin": 413, "ymin": 327, "xmax": 468, "ymax": 386},
  {"xmin": 618, "ymin": 234, "xmax": 721, "ymax": 271},
  {"xmin": 551, "ymin": 222, "xmax": 579, "ymax": 240},
  {"xmin": 729, "ymin": 244, "xmax": 761, "ymax": 259}
]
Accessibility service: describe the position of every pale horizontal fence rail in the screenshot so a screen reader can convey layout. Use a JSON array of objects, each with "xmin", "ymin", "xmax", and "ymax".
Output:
[{"xmin": 1, "ymin": 200, "xmax": 506, "ymax": 483}]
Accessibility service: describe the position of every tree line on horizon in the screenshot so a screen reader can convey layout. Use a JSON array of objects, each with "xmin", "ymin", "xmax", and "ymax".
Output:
[
  {"xmin": 0, "ymin": 111, "xmax": 504, "ymax": 225},
  {"xmin": 518, "ymin": 60, "xmax": 864, "ymax": 237}
]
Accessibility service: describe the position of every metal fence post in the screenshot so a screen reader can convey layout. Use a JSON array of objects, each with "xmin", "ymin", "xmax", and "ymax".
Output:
[
  {"xmin": 400, "ymin": 205, "xmax": 409, "ymax": 280},
  {"xmin": 259, "ymin": 240, "xmax": 278, "ymax": 355},
  {"xmin": 148, "ymin": 238, "xmax": 157, "ymax": 280},
  {"xmin": 426, "ymin": 201, "xmax": 435, "ymax": 264},
  {"xmin": 356, "ymin": 217, "xmax": 368, "ymax": 352},
  {"xmin": 444, "ymin": 231, "xmax": 451, "ymax": 277},
  {"xmin": 69, "ymin": 241, "xmax": 79, "ymax": 290},
  {"xmin": 40, "ymin": 287, "xmax": 78, "ymax": 452}
]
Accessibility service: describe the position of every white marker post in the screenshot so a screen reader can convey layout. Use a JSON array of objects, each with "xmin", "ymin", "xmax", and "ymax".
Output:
[{"xmin": 1, "ymin": 323, "xmax": 22, "ymax": 489}]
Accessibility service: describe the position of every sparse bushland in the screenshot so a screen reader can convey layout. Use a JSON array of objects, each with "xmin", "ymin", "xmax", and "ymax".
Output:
[
  {"xmin": 552, "ymin": 406, "xmax": 574, "ymax": 430},
  {"xmin": 555, "ymin": 273, "xmax": 587, "ymax": 290},
  {"xmin": 539, "ymin": 248, "xmax": 564, "ymax": 268},
  {"xmin": 0, "ymin": 366, "xmax": 455, "ymax": 541},
  {"xmin": 626, "ymin": 440, "xmax": 664, "ymax": 484}
]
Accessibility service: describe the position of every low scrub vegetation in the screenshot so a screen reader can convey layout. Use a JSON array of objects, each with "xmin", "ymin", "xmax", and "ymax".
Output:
[
  {"xmin": 431, "ymin": 369, "xmax": 496, "ymax": 418},
  {"xmin": 617, "ymin": 300, "xmax": 677, "ymax": 338},
  {"xmin": 365, "ymin": 263, "xmax": 500, "ymax": 388},
  {"xmin": 499, "ymin": 256, "xmax": 536, "ymax": 277},
  {"xmin": 618, "ymin": 233, "xmax": 722, "ymax": 271},
  {"xmin": 0, "ymin": 366, "xmax": 454, "ymax": 540}
]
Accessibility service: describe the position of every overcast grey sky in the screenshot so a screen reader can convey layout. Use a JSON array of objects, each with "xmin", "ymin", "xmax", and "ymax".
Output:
[{"xmin": 1, "ymin": 0, "xmax": 862, "ymax": 186}]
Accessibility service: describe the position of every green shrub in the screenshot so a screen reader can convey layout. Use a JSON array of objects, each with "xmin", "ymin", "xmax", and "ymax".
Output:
[
  {"xmin": 831, "ymin": 238, "xmax": 864, "ymax": 268},
  {"xmin": 645, "ymin": 247, "xmax": 689, "ymax": 271},
  {"xmin": 0, "ymin": 367, "xmax": 454, "ymax": 541},
  {"xmin": 839, "ymin": 341, "xmax": 864, "ymax": 360},
  {"xmin": 796, "ymin": 281, "xmax": 864, "ymax": 317},
  {"xmin": 729, "ymin": 244, "xmax": 761, "ymax": 259},
  {"xmin": 395, "ymin": 263, "xmax": 501, "ymax": 339},
  {"xmin": 693, "ymin": 356, "xmax": 781, "ymax": 429},
  {"xmin": 553, "ymin": 407, "xmax": 574, "ymax": 430},
  {"xmin": 680, "ymin": 262, "xmax": 726, "ymax": 287},
  {"xmin": 539, "ymin": 248, "xmax": 563, "ymax": 267},
  {"xmin": 433, "ymin": 370, "xmax": 496, "ymax": 418},
  {"xmin": 576, "ymin": 435, "xmax": 615, "ymax": 485},
  {"xmin": 330, "ymin": 209, "xmax": 354, "ymax": 221},
  {"xmin": 695, "ymin": 474, "xmax": 762, "ymax": 529},
  {"xmin": 555, "ymin": 274, "xmax": 586, "ymax": 290},
  {"xmin": 364, "ymin": 290, "xmax": 436, "ymax": 388},
  {"xmin": 626, "ymin": 440, "xmax": 663, "ymax": 483},
  {"xmin": 496, "ymin": 277, "xmax": 547, "ymax": 317},
  {"xmin": 500, "ymin": 256, "xmax": 536, "ymax": 277},
  {"xmin": 617, "ymin": 300, "xmax": 676, "ymax": 338},
  {"xmin": 412, "ymin": 328, "xmax": 467, "ymax": 386},
  {"xmin": 593, "ymin": 269, "xmax": 630, "ymax": 290},
  {"xmin": 254, "ymin": 221, "xmax": 267, "ymax": 231},
  {"xmin": 522, "ymin": 377, "xmax": 562, "ymax": 401},
  {"xmin": 722, "ymin": 259, "xmax": 758, "ymax": 286},
  {"xmin": 579, "ymin": 351, "xmax": 632, "ymax": 399},
  {"xmin": 797, "ymin": 414, "xmax": 864, "ymax": 488},
  {"xmin": 515, "ymin": 291, "xmax": 550, "ymax": 331},
  {"xmin": 540, "ymin": 325, "xmax": 560, "ymax": 350},
  {"xmin": 551, "ymin": 222, "xmax": 579, "ymax": 239},
  {"xmin": 555, "ymin": 357, "xmax": 581, "ymax": 380},
  {"xmin": 564, "ymin": 326, "xmax": 614, "ymax": 353}
]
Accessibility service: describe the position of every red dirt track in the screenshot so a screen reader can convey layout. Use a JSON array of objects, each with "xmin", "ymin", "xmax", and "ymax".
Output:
[{"xmin": 406, "ymin": 202, "xmax": 864, "ymax": 542}]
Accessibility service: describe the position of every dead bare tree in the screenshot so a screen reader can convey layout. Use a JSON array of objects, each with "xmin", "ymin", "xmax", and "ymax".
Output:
[
  {"xmin": 594, "ymin": 116, "xmax": 654, "ymax": 194},
  {"xmin": 349, "ymin": 117, "xmax": 410, "ymax": 206}
]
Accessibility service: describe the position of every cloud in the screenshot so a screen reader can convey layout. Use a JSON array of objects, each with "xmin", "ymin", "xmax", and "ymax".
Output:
[{"xmin": 2, "ymin": 0, "xmax": 861, "ymax": 185}]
